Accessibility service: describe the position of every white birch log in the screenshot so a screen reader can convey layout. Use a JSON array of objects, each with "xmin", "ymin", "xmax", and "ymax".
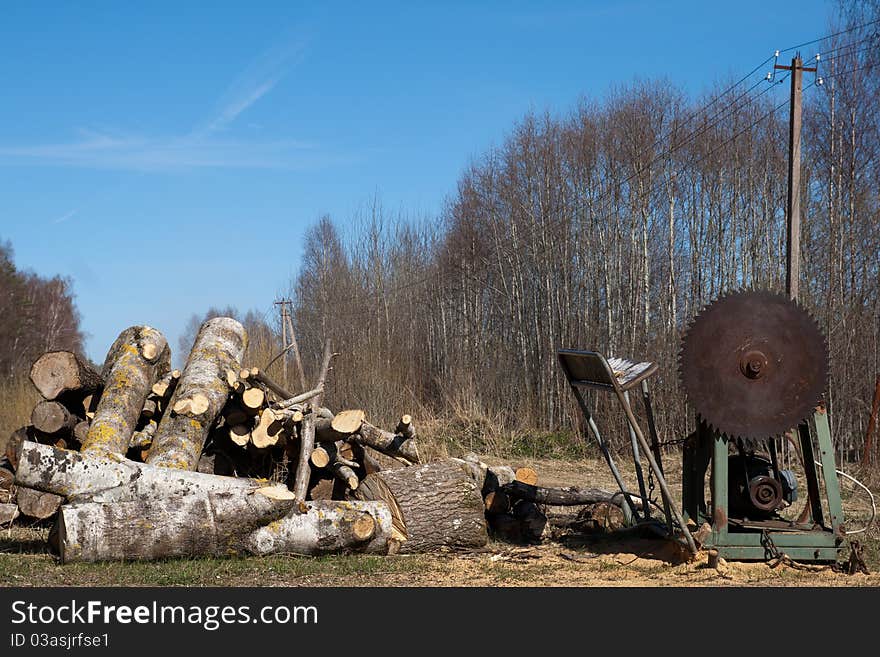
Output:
[
  {"xmin": 244, "ymin": 500, "xmax": 392, "ymax": 556},
  {"xmin": 55, "ymin": 497, "xmax": 392, "ymax": 562},
  {"xmin": 14, "ymin": 441, "xmax": 286, "ymax": 503}
]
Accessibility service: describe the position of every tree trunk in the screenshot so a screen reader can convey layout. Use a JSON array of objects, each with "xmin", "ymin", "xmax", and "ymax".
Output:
[
  {"xmin": 29, "ymin": 351, "xmax": 102, "ymax": 401},
  {"xmin": 244, "ymin": 500, "xmax": 392, "ymax": 556},
  {"xmin": 54, "ymin": 497, "xmax": 392, "ymax": 562},
  {"xmin": 31, "ymin": 401, "xmax": 78, "ymax": 437},
  {"xmin": 352, "ymin": 421, "xmax": 420, "ymax": 463},
  {"xmin": 148, "ymin": 318, "xmax": 247, "ymax": 470},
  {"xmin": 14, "ymin": 441, "xmax": 287, "ymax": 504},
  {"xmin": 15, "ymin": 486, "xmax": 62, "ymax": 520},
  {"xmin": 82, "ymin": 326, "xmax": 170, "ymax": 456},
  {"xmin": 502, "ymin": 481, "xmax": 630, "ymax": 507},
  {"xmin": 356, "ymin": 460, "xmax": 488, "ymax": 553}
]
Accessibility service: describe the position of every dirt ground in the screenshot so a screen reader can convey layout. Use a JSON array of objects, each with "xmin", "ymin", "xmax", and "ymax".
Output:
[{"xmin": 1, "ymin": 455, "xmax": 878, "ymax": 587}]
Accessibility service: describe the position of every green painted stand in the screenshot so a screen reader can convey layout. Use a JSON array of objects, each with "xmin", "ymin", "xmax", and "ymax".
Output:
[{"xmin": 682, "ymin": 406, "xmax": 844, "ymax": 561}]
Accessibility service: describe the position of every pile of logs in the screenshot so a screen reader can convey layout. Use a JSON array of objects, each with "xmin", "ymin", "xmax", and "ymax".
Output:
[
  {"xmin": 0, "ymin": 319, "xmax": 496, "ymax": 561},
  {"xmin": 1, "ymin": 317, "xmax": 641, "ymax": 563}
]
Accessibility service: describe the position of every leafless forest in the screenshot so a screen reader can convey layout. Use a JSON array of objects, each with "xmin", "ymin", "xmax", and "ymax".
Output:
[{"xmin": 2, "ymin": 7, "xmax": 879, "ymax": 467}]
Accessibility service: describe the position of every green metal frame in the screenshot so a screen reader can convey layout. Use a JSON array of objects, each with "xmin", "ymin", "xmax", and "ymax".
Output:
[{"xmin": 681, "ymin": 406, "xmax": 845, "ymax": 561}]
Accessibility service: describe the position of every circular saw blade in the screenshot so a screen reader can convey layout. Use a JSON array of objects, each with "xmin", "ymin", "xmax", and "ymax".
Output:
[{"xmin": 679, "ymin": 290, "xmax": 828, "ymax": 442}]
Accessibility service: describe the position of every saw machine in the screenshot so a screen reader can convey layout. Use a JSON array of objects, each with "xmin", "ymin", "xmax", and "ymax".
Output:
[{"xmin": 679, "ymin": 289, "xmax": 844, "ymax": 561}]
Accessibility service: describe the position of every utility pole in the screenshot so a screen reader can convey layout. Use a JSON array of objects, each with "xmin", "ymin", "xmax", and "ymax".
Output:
[
  {"xmin": 274, "ymin": 299, "xmax": 290, "ymax": 386},
  {"xmin": 775, "ymin": 54, "xmax": 815, "ymax": 300}
]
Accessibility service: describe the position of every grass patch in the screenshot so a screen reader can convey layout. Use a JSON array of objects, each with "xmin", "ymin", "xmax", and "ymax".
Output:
[{"xmin": 0, "ymin": 546, "xmax": 427, "ymax": 587}]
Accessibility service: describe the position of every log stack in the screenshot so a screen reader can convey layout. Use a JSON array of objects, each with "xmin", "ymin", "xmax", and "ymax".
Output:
[
  {"xmin": 4, "ymin": 316, "xmax": 472, "ymax": 562},
  {"xmin": 4, "ymin": 315, "xmax": 636, "ymax": 561}
]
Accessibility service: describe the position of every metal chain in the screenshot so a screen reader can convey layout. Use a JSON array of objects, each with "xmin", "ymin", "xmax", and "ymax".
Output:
[{"xmin": 761, "ymin": 529, "xmax": 782, "ymax": 560}]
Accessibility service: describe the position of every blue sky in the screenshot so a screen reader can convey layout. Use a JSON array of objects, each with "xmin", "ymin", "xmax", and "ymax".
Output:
[{"xmin": 0, "ymin": 1, "xmax": 831, "ymax": 363}]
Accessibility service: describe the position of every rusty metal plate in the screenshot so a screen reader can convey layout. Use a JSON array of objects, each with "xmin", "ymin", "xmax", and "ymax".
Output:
[{"xmin": 679, "ymin": 290, "xmax": 828, "ymax": 441}]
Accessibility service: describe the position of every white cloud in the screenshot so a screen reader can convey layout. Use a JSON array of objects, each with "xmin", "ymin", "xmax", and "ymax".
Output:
[
  {"xmin": 193, "ymin": 36, "xmax": 308, "ymax": 137},
  {"xmin": 0, "ymin": 133, "xmax": 346, "ymax": 171},
  {"xmin": 0, "ymin": 33, "xmax": 326, "ymax": 172},
  {"xmin": 52, "ymin": 209, "xmax": 78, "ymax": 224}
]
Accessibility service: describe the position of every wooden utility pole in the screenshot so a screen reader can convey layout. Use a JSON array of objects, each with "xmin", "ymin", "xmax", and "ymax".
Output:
[
  {"xmin": 776, "ymin": 54, "xmax": 815, "ymax": 300},
  {"xmin": 274, "ymin": 299, "xmax": 289, "ymax": 386}
]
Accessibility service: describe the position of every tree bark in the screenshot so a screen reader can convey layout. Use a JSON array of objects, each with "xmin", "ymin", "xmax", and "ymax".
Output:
[
  {"xmin": 148, "ymin": 318, "xmax": 247, "ymax": 470},
  {"xmin": 351, "ymin": 421, "xmax": 420, "ymax": 463},
  {"xmin": 0, "ymin": 503, "xmax": 19, "ymax": 524},
  {"xmin": 15, "ymin": 441, "xmax": 287, "ymax": 504},
  {"xmin": 29, "ymin": 351, "xmax": 102, "ymax": 401},
  {"xmin": 15, "ymin": 486, "xmax": 62, "ymax": 519},
  {"xmin": 82, "ymin": 326, "xmax": 170, "ymax": 456},
  {"xmin": 31, "ymin": 401, "xmax": 78, "ymax": 436},
  {"xmin": 502, "ymin": 481, "xmax": 630, "ymax": 507},
  {"xmin": 0, "ymin": 467, "xmax": 14, "ymax": 502},
  {"xmin": 356, "ymin": 460, "xmax": 488, "ymax": 553},
  {"xmin": 245, "ymin": 500, "xmax": 391, "ymax": 556},
  {"xmin": 5, "ymin": 426, "xmax": 34, "ymax": 470},
  {"xmin": 54, "ymin": 497, "xmax": 392, "ymax": 562}
]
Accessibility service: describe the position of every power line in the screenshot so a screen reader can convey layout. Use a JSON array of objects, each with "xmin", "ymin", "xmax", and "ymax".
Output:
[
  {"xmin": 328, "ymin": 33, "xmax": 876, "ymax": 320},
  {"xmin": 779, "ymin": 17, "xmax": 880, "ymax": 54}
]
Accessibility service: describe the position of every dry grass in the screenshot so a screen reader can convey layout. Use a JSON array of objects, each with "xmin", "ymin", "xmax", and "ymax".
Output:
[{"xmin": 0, "ymin": 378, "xmax": 39, "ymax": 456}]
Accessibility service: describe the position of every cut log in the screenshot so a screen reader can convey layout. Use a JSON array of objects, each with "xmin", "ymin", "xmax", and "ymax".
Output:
[
  {"xmin": 29, "ymin": 351, "xmax": 102, "ymax": 401},
  {"xmin": 141, "ymin": 397, "xmax": 158, "ymax": 418},
  {"xmin": 515, "ymin": 467, "xmax": 538, "ymax": 486},
  {"xmin": 356, "ymin": 460, "xmax": 488, "ymax": 553},
  {"xmin": 151, "ymin": 369, "xmax": 181, "ymax": 398},
  {"xmin": 129, "ymin": 420, "xmax": 157, "ymax": 449},
  {"xmin": 315, "ymin": 417, "xmax": 349, "ymax": 443},
  {"xmin": 0, "ymin": 503, "xmax": 19, "ymax": 524},
  {"xmin": 31, "ymin": 400, "xmax": 78, "ymax": 436},
  {"xmin": 15, "ymin": 441, "xmax": 289, "ymax": 503},
  {"xmin": 310, "ymin": 445, "xmax": 332, "ymax": 468},
  {"xmin": 16, "ymin": 486, "xmax": 62, "ymax": 520},
  {"xmin": 248, "ymin": 367, "xmax": 293, "ymax": 402},
  {"xmin": 352, "ymin": 421, "xmax": 420, "ymax": 463},
  {"xmin": 331, "ymin": 409, "xmax": 366, "ymax": 434},
  {"xmin": 83, "ymin": 326, "xmax": 171, "ymax": 456},
  {"xmin": 501, "ymin": 481, "xmax": 632, "ymax": 507},
  {"xmin": 331, "ymin": 462, "xmax": 359, "ymax": 491},
  {"xmin": 53, "ymin": 488, "xmax": 296, "ymax": 562},
  {"xmin": 148, "ymin": 317, "xmax": 247, "ymax": 471},
  {"xmin": 274, "ymin": 386, "xmax": 325, "ymax": 410},
  {"xmin": 55, "ymin": 496, "xmax": 392, "ymax": 562},
  {"xmin": 245, "ymin": 500, "xmax": 391, "ymax": 557},
  {"xmin": 396, "ymin": 415, "xmax": 415, "ymax": 440},
  {"xmin": 81, "ymin": 393, "xmax": 100, "ymax": 419},
  {"xmin": 251, "ymin": 408, "xmax": 283, "ymax": 448},
  {"xmin": 228, "ymin": 424, "xmax": 251, "ymax": 447},
  {"xmin": 241, "ymin": 387, "xmax": 266, "ymax": 412}
]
